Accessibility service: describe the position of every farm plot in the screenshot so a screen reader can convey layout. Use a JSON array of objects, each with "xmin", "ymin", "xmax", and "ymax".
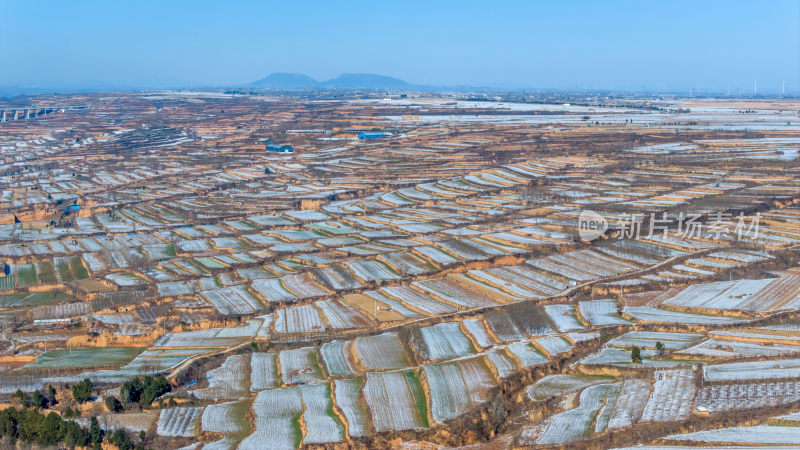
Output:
[
  {"xmin": 316, "ymin": 299, "xmax": 374, "ymax": 330},
  {"xmin": 93, "ymin": 412, "xmax": 157, "ymax": 433},
  {"xmin": 279, "ymin": 347, "xmax": 325, "ymax": 385},
  {"xmin": 299, "ymin": 383, "xmax": 346, "ymax": 444},
  {"xmin": 527, "ymin": 256, "xmax": 596, "ymax": 282},
  {"xmin": 526, "ymin": 375, "xmax": 612, "ymax": 401},
  {"xmin": 281, "ymin": 272, "xmax": 331, "ymax": 299},
  {"xmin": 14, "ymin": 264, "xmax": 37, "ymax": 286},
  {"xmin": 33, "ymin": 347, "xmax": 144, "ymax": 368},
  {"xmin": 250, "ymin": 278, "xmax": 297, "ymax": 302},
  {"xmin": 544, "ymin": 304, "xmax": 585, "ymax": 332},
  {"xmin": 105, "ymin": 272, "xmax": 148, "ymax": 287},
  {"xmin": 345, "ymin": 259, "xmax": 402, "ymax": 282},
  {"xmin": 677, "ymin": 338, "xmax": 800, "ymax": 359},
  {"xmin": 739, "ymin": 271, "xmax": 800, "ymax": 312},
  {"xmin": 215, "ymin": 319, "xmax": 262, "ymax": 338},
  {"xmin": 424, "ymin": 356, "xmax": 495, "ymax": 423},
  {"xmin": 363, "ymin": 370, "xmax": 426, "ymax": 432},
  {"xmin": 354, "ymin": 332, "xmax": 411, "ymax": 370},
  {"xmin": 623, "ymin": 306, "xmax": 745, "ymax": 325},
  {"xmin": 380, "ymin": 285, "xmax": 456, "ymax": 315},
  {"xmin": 192, "ymin": 354, "xmax": 248, "ymax": 401},
  {"xmin": 379, "ymin": 251, "xmax": 438, "ymax": 275},
  {"xmin": 310, "ymin": 265, "xmax": 362, "ymax": 291},
  {"xmin": 202, "ymin": 400, "xmax": 248, "ymax": 434},
  {"xmin": 487, "ymin": 266, "xmax": 563, "ymax": 296},
  {"xmin": 240, "ymin": 387, "xmax": 303, "ymax": 450},
  {"xmin": 580, "ymin": 347, "xmax": 688, "ymax": 369},
  {"xmin": 413, "ymin": 245, "xmax": 462, "ymax": 265},
  {"xmin": 201, "ymin": 285, "xmax": 264, "ymax": 316},
  {"xmin": 0, "ymin": 291, "xmax": 72, "ymax": 308},
  {"xmin": 142, "ymin": 244, "xmax": 176, "ymax": 260},
  {"xmin": 507, "ymin": 342, "xmax": 548, "ymax": 366},
  {"xmin": 274, "ymin": 304, "xmax": 326, "ymax": 334},
  {"xmin": 334, "ymin": 378, "xmax": 369, "ymax": 437},
  {"xmin": 534, "ymin": 383, "xmax": 619, "ymax": 445},
  {"xmin": 353, "ymin": 291, "xmax": 423, "ymax": 320},
  {"xmin": 663, "ymin": 279, "xmax": 774, "ymax": 311},
  {"xmin": 465, "ymin": 269, "xmax": 542, "ymax": 298},
  {"xmin": 157, "ymin": 406, "xmax": 203, "ymax": 437},
  {"xmin": 608, "ymin": 331, "xmax": 703, "ymax": 350},
  {"xmin": 31, "ymin": 301, "xmax": 92, "ymax": 321},
  {"xmin": 665, "ymin": 424, "xmax": 800, "ymax": 445},
  {"xmin": 462, "ymin": 318, "xmax": 496, "ymax": 348},
  {"xmin": 413, "ymin": 278, "xmax": 498, "ymax": 309},
  {"xmin": 578, "ymin": 299, "xmax": 629, "ymax": 326},
  {"xmin": 484, "ymin": 347, "xmax": 519, "ymax": 378},
  {"xmin": 695, "ymin": 381, "xmax": 800, "ymax": 412},
  {"xmin": 607, "ymin": 378, "xmax": 651, "ymax": 429},
  {"xmin": 533, "ymin": 335, "xmax": 573, "ymax": 358},
  {"xmin": 157, "ymin": 280, "xmax": 198, "ymax": 297},
  {"xmin": 414, "ymin": 322, "xmax": 476, "ymax": 361},
  {"xmin": 54, "ymin": 256, "xmax": 89, "ymax": 282},
  {"xmin": 154, "ymin": 328, "xmax": 238, "ymax": 348},
  {"xmin": 486, "ymin": 303, "xmax": 554, "ymax": 340},
  {"xmin": 483, "ymin": 309, "xmax": 527, "ymax": 342},
  {"xmin": 250, "ymin": 352, "xmax": 280, "ymax": 391},
  {"xmin": 435, "ymin": 239, "xmax": 493, "ymax": 261},
  {"xmin": 549, "ymin": 252, "xmax": 621, "ymax": 278},
  {"xmin": 703, "ymin": 359, "xmax": 800, "ymax": 382},
  {"xmin": 320, "ymin": 340, "xmax": 359, "ymax": 377},
  {"xmin": 640, "ymin": 369, "xmax": 695, "ymax": 422}
]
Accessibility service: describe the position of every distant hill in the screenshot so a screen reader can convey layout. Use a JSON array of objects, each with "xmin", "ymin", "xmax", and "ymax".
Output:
[
  {"xmin": 250, "ymin": 73, "xmax": 320, "ymax": 89},
  {"xmin": 322, "ymin": 73, "xmax": 411, "ymax": 90},
  {"xmin": 250, "ymin": 72, "xmax": 412, "ymax": 90}
]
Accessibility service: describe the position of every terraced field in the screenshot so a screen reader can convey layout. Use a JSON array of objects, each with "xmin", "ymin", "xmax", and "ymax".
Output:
[{"xmin": 2, "ymin": 91, "xmax": 800, "ymax": 449}]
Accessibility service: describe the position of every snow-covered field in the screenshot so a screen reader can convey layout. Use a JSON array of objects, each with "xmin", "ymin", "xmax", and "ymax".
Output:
[
  {"xmin": 416, "ymin": 322, "xmax": 475, "ymax": 361},
  {"xmin": 157, "ymin": 406, "xmax": 203, "ymax": 437},
  {"xmin": 640, "ymin": 369, "xmax": 695, "ymax": 422},
  {"xmin": 363, "ymin": 370, "xmax": 424, "ymax": 432},
  {"xmin": 192, "ymin": 354, "xmax": 248, "ymax": 401},
  {"xmin": 240, "ymin": 388, "xmax": 303, "ymax": 450}
]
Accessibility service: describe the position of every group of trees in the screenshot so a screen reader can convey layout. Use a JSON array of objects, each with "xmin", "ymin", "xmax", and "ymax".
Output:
[
  {"xmin": 0, "ymin": 407, "xmax": 140, "ymax": 450},
  {"xmin": 119, "ymin": 376, "xmax": 171, "ymax": 409},
  {"xmin": 0, "ymin": 407, "xmax": 93, "ymax": 448},
  {"xmin": 631, "ymin": 341, "xmax": 665, "ymax": 363},
  {"xmin": 1, "ymin": 374, "xmax": 168, "ymax": 449},
  {"xmin": 72, "ymin": 378, "xmax": 94, "ymax": 404},
  {"xmin": 12, "ymin": 385, "xmax": 57, "ymax": 410}
]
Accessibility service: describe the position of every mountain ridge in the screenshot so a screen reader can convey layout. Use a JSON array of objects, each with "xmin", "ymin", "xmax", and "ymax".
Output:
[{"xmin": 250, "ymin": 72, "xmax": 413, "ymax": 90}]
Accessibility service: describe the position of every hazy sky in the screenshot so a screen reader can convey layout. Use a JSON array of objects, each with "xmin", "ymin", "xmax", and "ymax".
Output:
[{"xmin": 1, "ymin": 0, "xmax": 798, "ymax": 93}]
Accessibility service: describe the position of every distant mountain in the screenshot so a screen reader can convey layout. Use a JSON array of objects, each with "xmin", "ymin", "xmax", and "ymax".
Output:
[
  {"xmin": 250, "ymin": 72, "xmax": 320, "ymax": 89},
  {"xmin": 250, "ymin": 72, "xmax": 412, "ymax": 90},
  {"xmin": 322, "ymin": 73, "xmax": 411, "ymax": 90}
]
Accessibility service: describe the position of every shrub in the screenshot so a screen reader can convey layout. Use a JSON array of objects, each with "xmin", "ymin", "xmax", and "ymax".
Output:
[
  {"xmin": 104, "ymin": 396, "xmax": 123, "ymax": 413},
  {"xmin": 32, "ymin": 390, "xmax": 48, "ymax": 409},
  {"xmin": 72, "ymin": 379, "xmax": 93, "ymax": 404},
  {"xmin": 108, "ymin": 429, "xmax": 133, "ymax": 450},
  {"xmin": 631, "ymin": 346, "xmax": 642, "ymax": 363}
]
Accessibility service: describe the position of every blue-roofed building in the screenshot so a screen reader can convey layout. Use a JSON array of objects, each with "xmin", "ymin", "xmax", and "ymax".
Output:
[
  {"xmin": 357, "ymin": 132, "xmax": 391, "ymax": 139},
  {"xmin": 266, "ymin": 144, "xmax": 293, "ymax": 153}
]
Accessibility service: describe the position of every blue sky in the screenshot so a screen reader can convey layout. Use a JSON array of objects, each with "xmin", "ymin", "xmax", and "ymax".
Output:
[{"xmin": 1, "ymin": 0, "xmax": 798, "ymax": 93}]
